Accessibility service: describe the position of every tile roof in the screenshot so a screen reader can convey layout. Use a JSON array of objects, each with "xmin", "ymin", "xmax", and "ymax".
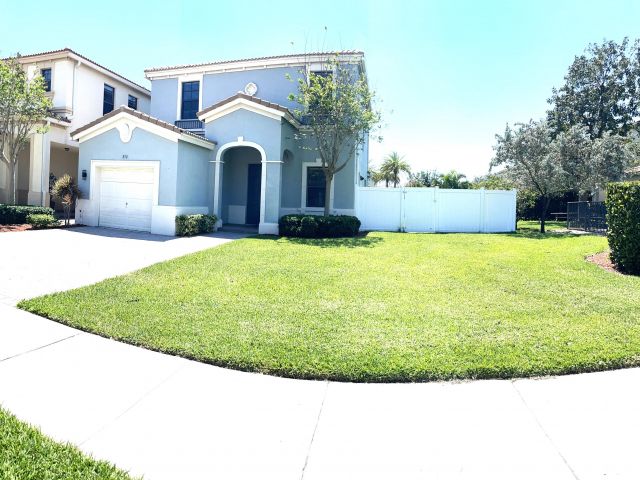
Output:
[
  {"xmin": 197, "ymin": 92, "xmax": 296, "ymax": 118},
  {"xmin": 10, "ymin": 48, "xmax": 150, "ymax": 94},
  {"xmin": 70, "ymin": 106, "xmax": 216, "ymax": 144},
  {"xmin": 145, "ymin": 50, "xmax": 364, "ymax": 73}
]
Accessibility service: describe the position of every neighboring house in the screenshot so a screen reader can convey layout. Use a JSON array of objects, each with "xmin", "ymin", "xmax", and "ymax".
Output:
[
  {"xmin": 627, "ymin": 165, "xmax": 640, "ymax": 181},
  {"xmin": 70, "ymin": 51, "xmax": 369, "ymax": 235},
  {"xmin": 0, "ymin": 48, "xmax": 151, "ymax": 208}
]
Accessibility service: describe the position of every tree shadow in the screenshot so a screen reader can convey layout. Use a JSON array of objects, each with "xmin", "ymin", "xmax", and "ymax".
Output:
[
  {"xmin": 504, "ymin": 229, "xmax": 585, "ymax": 240},
  {"xmin": 259, "ymin": 232, "xmax": 384, "ymax": 249}
]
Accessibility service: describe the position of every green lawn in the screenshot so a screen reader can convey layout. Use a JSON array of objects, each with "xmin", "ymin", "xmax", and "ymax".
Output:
[
  {"xmin": 19, "ymin": 230, "xmax": 640, "ymax": 382},
  {"xmin": 0, "ymin": 407, "xmax": 135, "ymax": 480}
]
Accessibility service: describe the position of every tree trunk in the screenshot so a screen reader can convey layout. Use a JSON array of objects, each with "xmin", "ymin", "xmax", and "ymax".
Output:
[
  {"xmin": 8, "ymin": 161, "xmax": 17, "ymax": 205},
  {"xmin": 324, "ymin": 173, "xmax": 333, "ymax": 217},
  {"xmin": 539, "ymin": 195, "xmax": 551, "ymax": 233}
]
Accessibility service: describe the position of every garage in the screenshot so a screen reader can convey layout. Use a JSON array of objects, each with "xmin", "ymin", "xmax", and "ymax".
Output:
[{"xmin": 98, "ymin": 167, "xmax": 154, "ymax": 232}]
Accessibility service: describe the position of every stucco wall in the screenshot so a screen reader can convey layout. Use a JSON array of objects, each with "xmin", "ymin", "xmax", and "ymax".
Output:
[
  {"xmin": 77, "ymin": 127, "xmax": 178, "ymax": 206},
  {"xmin": 202, "ymin": 67, "xmax": 303, "ymax": 112},
  {"xmin": 150, "ymin": 78, "xmax": 179, "ymax": 124},
  {"xmin": 176, "ymin": 140, "xmax": 211, "ymax": 207}
]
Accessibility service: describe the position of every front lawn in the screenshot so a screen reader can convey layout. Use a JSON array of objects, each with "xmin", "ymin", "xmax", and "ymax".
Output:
[
  {"xmin": 0, "ymin": 407, "xmax": 135, "ymax": 479},
  {"xmin": 19, "ymin": 231, "xmax": 640, "ymax": 382}
]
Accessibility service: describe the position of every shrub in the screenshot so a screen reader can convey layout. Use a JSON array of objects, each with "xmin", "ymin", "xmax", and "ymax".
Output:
[
  {"xmin": 279, "ymin": 214, "xmax": 361, "ymax": 238},
  {"xmin": 0, "ymin": 204, "xmax": 54, "ymax": 224},
  {"xmin": 175, "ymin": 214, "xmax": 217, "ymax": 237},
  {"xmin": 606, "ymin": 181, "xmax": 640, "ymax": 274},
  {"xmin": 51, "ymin": 174, "xmax": 81, "ymax": 226},
  {"xmin": 26, "ymin": 213, "xmax": 58, "ymax": 229}
]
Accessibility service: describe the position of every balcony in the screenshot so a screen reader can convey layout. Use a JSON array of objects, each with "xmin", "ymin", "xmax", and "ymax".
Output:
[{"xmin": 175, "ymin": 119, "xmax": 205, "ymax": 136}]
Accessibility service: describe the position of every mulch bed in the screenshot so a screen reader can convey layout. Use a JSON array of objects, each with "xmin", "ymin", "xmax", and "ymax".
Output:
[
  {"xmin": 586, "ymin": 251, "xmax": 623, "ymax": 274},
  {"xmin": 0, "ymin": 224, "xmax": 32, "ymax": 233}
]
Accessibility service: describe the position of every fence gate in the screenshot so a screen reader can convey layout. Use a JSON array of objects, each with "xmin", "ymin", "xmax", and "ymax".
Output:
[
  {"xmin": 567, "ymin": 201, "xmax": 607, "ymax": 233},
  {"xmin": 356, "ymin": 187, "xmax": 517, "ymax": 233}
]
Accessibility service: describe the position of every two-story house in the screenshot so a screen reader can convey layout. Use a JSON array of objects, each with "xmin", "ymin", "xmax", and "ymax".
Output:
[
  {"xmin": 0, "ymin": 48, "xmax": 151, "ymax": 208},
  {"xmin": 70, "ymin": 51, "xmax": 369, "ymax": 235}
]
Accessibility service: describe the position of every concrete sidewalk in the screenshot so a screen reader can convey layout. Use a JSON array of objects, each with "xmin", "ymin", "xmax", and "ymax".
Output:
[{"xmin": 1, "ymin": 303, "xmax": 639, "ymax": 479}]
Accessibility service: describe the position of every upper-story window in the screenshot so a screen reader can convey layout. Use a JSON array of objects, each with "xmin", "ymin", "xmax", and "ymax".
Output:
[
  {"xmin": 41, "ymin": 68, "xmax": 52, "ymax": 92},
  {"xmin": 306, "ymin": 167, "xmax": 326, "ymax": 208},
  {"xmin": 128, "ymin": 95, "xmax": 138, "ymax": 110},
  {"xmin": 103, "ymin": 84, "xmax": 115, "ymax": 115},
  {"xmin": 181, "ymin": 81, "xmax": 200, "ymax": 119}
]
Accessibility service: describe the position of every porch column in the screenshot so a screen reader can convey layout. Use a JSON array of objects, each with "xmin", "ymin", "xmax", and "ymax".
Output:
[
  {"xmin": 211, "ymin": 155, "xmax": 224, "ymax": 227},
  {"xmin": 27, "ymin": 130, "xmax": 51, "ymax": 206},
  {"xmin": 259, "ymin": 158, "xmax": 283, "ymax": 235}
]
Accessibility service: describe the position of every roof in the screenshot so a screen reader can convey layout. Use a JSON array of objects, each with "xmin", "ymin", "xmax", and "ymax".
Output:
[
  {"xmin": 70, "ymin": 106, "xmax": 216, "ymax": 145},
  {"xmin": 197, "ymin": 92, "xmax": 300, "ymax": 128},
  {"xmin": 198, "ymin": 92, "xmax": 295, "ymax": 118},
  {"xmin": 10, "ymin": 48, "xmax": 150, "ymax": 95},
  {"xmin": 145, "ymin": 50, "xmax": 364, "ymax": 74}
]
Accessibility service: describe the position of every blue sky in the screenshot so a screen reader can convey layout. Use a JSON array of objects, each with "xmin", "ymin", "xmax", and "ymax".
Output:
[{"xmin": 3, "ymin": 0, "xmax": 640, "ymax": 178}]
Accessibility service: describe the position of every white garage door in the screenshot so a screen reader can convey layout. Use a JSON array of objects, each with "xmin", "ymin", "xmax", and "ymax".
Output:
[{"xmin": 99, "ymin": 167, "xmax": 154, "ymax": 232}]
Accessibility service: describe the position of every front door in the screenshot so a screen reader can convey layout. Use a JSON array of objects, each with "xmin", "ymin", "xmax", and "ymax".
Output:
[{"xmin": 246, "ymin": 163, "xmax": 261, "ymax": 225}]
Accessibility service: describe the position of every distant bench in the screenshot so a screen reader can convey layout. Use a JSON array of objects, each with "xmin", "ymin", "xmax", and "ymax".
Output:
[{"xmin": 550, "ymin": 212, "xmax": 567, "ymax": 221}]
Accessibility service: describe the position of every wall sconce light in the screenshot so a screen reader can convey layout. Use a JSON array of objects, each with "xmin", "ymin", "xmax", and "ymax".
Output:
[{"xmin": 81, "ymin": 169, "xmax": 87, "ymax": 180}]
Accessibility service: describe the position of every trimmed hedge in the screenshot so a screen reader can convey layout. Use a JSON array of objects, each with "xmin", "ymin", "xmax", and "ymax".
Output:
[
  {"xmin": 26, "ymin": 213, "xmax": 58, "ymax": 229},
  {"xmin": 606, "ymin": 181, "xmax": 640, "ymax": 275},
  {"xmin": 175, "ymin": 214, "xmax": 217, "ymax": 237},
  {"xmin": 279, "ymin": 214, "xmax": 361, "ymax": 238},
  {"xmin": 0, "ymin": 204, "xmax": 54, "ymax": 224}
]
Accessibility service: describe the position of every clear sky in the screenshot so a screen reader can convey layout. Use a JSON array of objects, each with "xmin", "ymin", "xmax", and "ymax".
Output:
[{"xmin": 3, "ymin": 0, "xmax": 640, "ymax": 178}]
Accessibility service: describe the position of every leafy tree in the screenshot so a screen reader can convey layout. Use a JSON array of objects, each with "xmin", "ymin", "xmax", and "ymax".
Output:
[
  {"xmin": 368, "ymin": 167, "xmax": 390, "ymax": 187},
  {"xmin": 406, "ymin": 170, "xmax": 442, "ymax": 187},
  {"xmin": 0, "ymin": 57, "xmax": 51, "ymax": 204},
  {"xmin": 471, "ymin": 173, "xmax": 514, "ymax": 190},
  {"xmin": 380, "ymin": 152, "xmax": 411, "ymax": 187},
  {"xmin": 491, "ymin": 120, "xmax": 565, "ymax": 233},
  {"xmin": 51, "ymin": 174, "xmax": 80, "ymax": 226},
  {"xmin": 440, "ymin": 170, "xmax": 470, "ymax": 189},
  {"xmin": 547, "ymin": 38, "xmax": 640, "ymax": 139},
  {"xmin": 289, "ymin": 56, "xmax": 381, "ymax": 215}
]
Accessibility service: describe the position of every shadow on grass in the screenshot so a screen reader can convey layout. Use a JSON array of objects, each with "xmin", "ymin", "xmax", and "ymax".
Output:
[
  {"xmin": 273, "ymin": 232, "xmax": 384, "ymax": 248},
  {"xmin": 506, "ymin": 229, "xmax": 584, "ymax": 240}
]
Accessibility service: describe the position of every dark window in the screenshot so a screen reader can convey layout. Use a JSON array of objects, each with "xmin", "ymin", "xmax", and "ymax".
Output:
[
  {"xmin": 128, "ymin": 95, "xmax": 138, "ymax": 110},
  {"xmin": 306, "ymin": 167, "xmax": 326, "ymax": 208},
  {"xmin": 310, "ymin": 70, "xmax": 332, "ymax": 79},
  {"xmin": 41, "ymin": 68, "xmax": 52, "ymax": 92},
  {"xmin": 181, "ymin": 81, "xmax": 200, "ymax": 119},
  {"xmin": 103, "ymin": 84, "xmax": 115, "ymax": 115}
]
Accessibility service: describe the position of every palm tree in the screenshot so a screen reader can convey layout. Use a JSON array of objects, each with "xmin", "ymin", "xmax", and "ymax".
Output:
[
  {"xmin": 440, "ymin": 170, "xmax": 470, "ymax": 189},
  {"xmin": 380, "ymin": 152, "xmax": 411, "ymax": 188}
]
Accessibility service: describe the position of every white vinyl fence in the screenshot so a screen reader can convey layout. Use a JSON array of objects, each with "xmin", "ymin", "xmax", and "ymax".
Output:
[{"xmin": 356, "ymin": 187, "xmax": 517, "ymax": 233}]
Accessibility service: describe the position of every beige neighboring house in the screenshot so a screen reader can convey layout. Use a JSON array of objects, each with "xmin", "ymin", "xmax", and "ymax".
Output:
[
  {"xmin": 627, "ymin": 165, "xmax": 640, "ymax": 181},
  {"xmin": 0, "ymin": 48, "xmax": 150, "ymax": 208}
]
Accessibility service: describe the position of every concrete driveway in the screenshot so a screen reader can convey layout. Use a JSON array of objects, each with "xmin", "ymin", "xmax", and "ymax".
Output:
[
  {"xmin": 0, "ymin": 226, "xmax": 246, "ymax": 305},
  {"xmin": 1, "ymin": 226, "xmax": 639, "ymax": 479}
]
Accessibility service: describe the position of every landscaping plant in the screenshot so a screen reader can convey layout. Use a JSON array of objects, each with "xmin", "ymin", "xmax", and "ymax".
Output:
[
  {"xmin": 606, "ymin": 181, "xmax": 640, "ymax": 274},
  {"xmin": 175, "ymin": 214, "xmax": 217, "ymax": 236},
  {"xmin": 279, "ymin": 214, "xmax": 361, "ymax": 238},
  {"xmin": 51, "ymin": 174, "xmax": 80, "ymax": 226},
  {"xmin": 26, "ymin": 213, "xmax": 58, "ymax": 229}
]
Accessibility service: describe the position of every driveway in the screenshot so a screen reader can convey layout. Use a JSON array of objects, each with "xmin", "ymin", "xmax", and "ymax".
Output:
[
  {"xmin": 0, "ymin": 226, "xmax": 246, "ymax": 305},
  {"xmin": 1, "ymin": 227, "xmax": 639, "ymax": 479}
]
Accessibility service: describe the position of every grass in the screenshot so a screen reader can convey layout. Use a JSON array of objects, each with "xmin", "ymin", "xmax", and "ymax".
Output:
[
  {"xmin": 19, "ymin": 230, "xmax": 640, "ymax": 382},
  {"xmin": 0, "ymin": 407, "xmax": 136, "ymax": 479},
  {"xmin": 517, "ymin": 219, "xmax": 566, "ymax": 232}
]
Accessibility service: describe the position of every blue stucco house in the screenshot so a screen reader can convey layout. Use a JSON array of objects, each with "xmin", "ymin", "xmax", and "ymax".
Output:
[{"xmin": 71, "ymin": 51, "xmax": 369, "ymax": 235}]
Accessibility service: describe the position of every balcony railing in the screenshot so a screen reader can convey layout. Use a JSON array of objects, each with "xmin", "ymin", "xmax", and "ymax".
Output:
[{"xmin": 175, "ymin": 119, "xmax": 204, "ymax": 131}]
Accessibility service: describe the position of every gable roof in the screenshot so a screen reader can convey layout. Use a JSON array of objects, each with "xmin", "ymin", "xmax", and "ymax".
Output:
[
  {"xmin": 70, "ymin": 106, "xmax": 216, "ymax": 149},
  {"xmin": 197, "ymin": 93, "xmax": 300, "ymax": 128},
  {"xmin": 145, "ymin": 50, "xmax": 364, "ymax": 78},
  {"xmin": 10, "ymin": 48, "xmax": 150, "ymax": 96}
]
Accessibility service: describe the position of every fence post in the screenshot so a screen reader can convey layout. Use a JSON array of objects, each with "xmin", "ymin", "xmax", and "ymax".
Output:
[
  {"xmin": 400, "ymin": 187, "xmax": 406, "ymax": 232},
  {"xmin": 433, "ymin": 187, "xmax": 439, "ymax": 232},
  {"xmin": 479, "ymin": 188, "xmax": 486, "ymax": 233}
]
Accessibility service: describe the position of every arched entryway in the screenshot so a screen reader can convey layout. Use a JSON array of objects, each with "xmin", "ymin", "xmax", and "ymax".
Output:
[{"xmin": 215, "ymin": 143, "xmax": 265, "ymax": 227}]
